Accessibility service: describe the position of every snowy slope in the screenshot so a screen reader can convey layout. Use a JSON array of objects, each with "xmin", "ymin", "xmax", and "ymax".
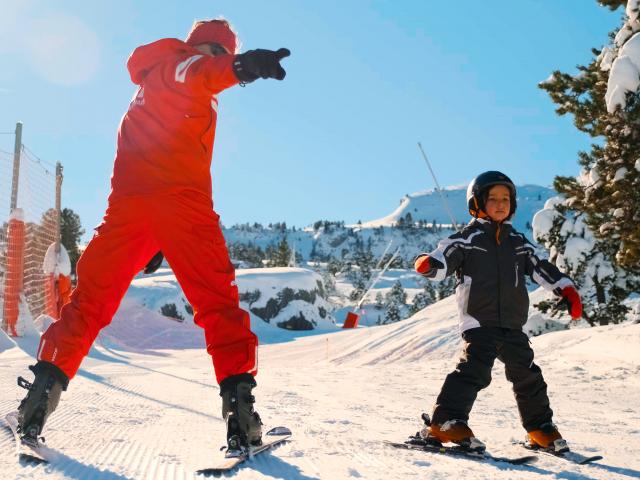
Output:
[{"xmin": 1, "ymin": 294, "xmax": 639, "ymax": 479}]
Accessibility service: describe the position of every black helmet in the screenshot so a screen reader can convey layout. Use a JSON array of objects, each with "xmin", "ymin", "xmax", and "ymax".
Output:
[{"xmin": 467, "ymin": 171, "xmax": 517, "ymax": 218}]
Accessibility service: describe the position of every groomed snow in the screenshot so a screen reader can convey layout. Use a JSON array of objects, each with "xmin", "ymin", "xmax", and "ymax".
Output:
[{"xmin": 1, "ymin": 293, "xmax": 639, "ymax": 479}]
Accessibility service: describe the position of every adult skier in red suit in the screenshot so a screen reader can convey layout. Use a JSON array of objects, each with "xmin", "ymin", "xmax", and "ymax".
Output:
[{"xmin": 16, "ymin": 18, "xmax": 290, "ymax": 454}]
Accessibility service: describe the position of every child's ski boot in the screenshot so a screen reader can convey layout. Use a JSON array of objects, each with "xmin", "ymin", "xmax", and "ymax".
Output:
[
  {"xmin": 419, "ymin": 413, "xmax": 486, "ymax": 452},
  {"xmin": 526, "ymin": 422, "xmax": 568, "ymax": 453}
]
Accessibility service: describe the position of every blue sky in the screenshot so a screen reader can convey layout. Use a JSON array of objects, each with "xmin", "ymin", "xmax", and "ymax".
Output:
[{"xmin": 0, "ymin": 1, "xmax": 622, "ymax": 240}]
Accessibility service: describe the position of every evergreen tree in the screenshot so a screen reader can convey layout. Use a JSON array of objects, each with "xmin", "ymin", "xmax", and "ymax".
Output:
[
  {"xmin": 321, "ymin": 269, "xmax": 336, "ymax": 295},
  {"xmin": 349, "ymin": 276, "xmax": 366, "ymax": 302},
  {"xmin": 327, "ymin": 257, "xmax": 343, "ymax": 276},
  {"xmin": 409, "ymin": 291, "xmax": 432, "ymax": 315},
  {"xmin": 374, "ymin": 292, "xmax": 385, "ymax": 310},
  {"xmin": 436, "ymin": 276, "xmax": 456, "ymax": 301},
  {"xmin": 228, "ymin": 242, "xmax": 265, "ymax": 268},
  {"xmin": 409, "ymin": 278, "xmax": 437, "ymax": 315},
  {"xmin": 404, "ymin": 212, "xmax": 414, "ymax": 229},
  {"xmin": 386, "ymin": 280, "xmax": 407, "ymax": 305},
  {"xmin": 60, "ymin": 208, "xmax": 84, "ymax": 275},
  {"xmin": 265, "ymin": 237, "xmax": 292, "ymax": 267},
  {"xmin": 383, "ymin": 301, "xmax": 401, "ymax": 324},
  {"xmin": 599, "ymin": 0, "xmax": 625, "ymax": 9},
  {"xmin": 535, "ymin": 2, "xmax": 639, "ymax": 324}
]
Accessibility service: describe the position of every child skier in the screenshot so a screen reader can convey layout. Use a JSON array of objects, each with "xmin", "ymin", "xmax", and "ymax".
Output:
[
  {"xmin": 15, "ymin": 19, "xmax": 290, "ymax": 455},
  {"xmin": 414, "ymin": 171, "xmax": 583, "ymax": 453}
]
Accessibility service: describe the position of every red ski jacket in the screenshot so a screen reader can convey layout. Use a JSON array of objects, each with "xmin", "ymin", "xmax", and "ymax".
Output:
[{"xmin": 109, "ymin": 38, "xmax": 239, "ymax": 200}]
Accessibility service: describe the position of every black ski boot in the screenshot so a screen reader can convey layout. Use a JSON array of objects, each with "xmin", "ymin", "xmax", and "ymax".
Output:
[
  {"xmin": 220, "ymin": 373, "xmax": 262, "ymax": 455},
  {"xmin": 17, "ymin": 362, "xmax": 68, "ymax": 445}
]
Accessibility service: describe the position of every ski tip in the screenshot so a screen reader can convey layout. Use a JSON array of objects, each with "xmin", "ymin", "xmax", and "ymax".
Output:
[
  {"xmin": 266, "ymin": 426, "xmax": 292, "ymax": 436},
  {"xmin": 510, "ymin": 455, "xmax": 539, "ymax": 465},
  {"xmin": 19, "ymin": 453, "xmax": 49, "ymax": 466},
  {"xmin": 196, "ymin": 467, "xmax": 226, "ymax": 477},
  {"xmin": 578, "ymin": 455, "xmax": 604, "ymax": 465}
]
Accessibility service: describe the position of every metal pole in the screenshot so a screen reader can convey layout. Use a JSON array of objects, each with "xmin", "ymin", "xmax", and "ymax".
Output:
[
  {"xmin": 55, "ymin": 162, "xmax": 63, "ymax": 254},
  {"xmin": 375, "ymin": 239, "xmax": 393, "ymax": 269},
  {"xmin": 355, "ymin": 247, "xmax": 401, "ymax": 310},
  {"xmin": 417, "ymin": 142, "xmax": 461, "ymax": 232},
  {"xmin": 10, "ymin": 122, "xmax": 23, "ymax": 212}
]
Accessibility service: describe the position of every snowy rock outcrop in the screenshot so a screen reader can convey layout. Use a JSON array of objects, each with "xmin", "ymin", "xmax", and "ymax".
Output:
[
  {"xmin": 237, "ymin": 268, "xmax": 336, "ymax": 330},
  {"xmin": 124, "ymin": 266, "xmax": 335, "ymax": 331}
]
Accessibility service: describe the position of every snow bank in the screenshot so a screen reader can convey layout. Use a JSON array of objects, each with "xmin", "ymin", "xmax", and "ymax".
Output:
[
  {"xmin": 0, "ymin": 328, "xmax": 16, "ymax": 353},
  {"xmin": 118, "ymin": 266, "xmax": 335, "ymax": 343},
  {"xmin": 236, "ymin": 267, "xmax": 324, "ymax": 308},
  {"xmin": 603, "ymin": 2, "xmax": 640, "ymax": 112},
  {"xmin": 42, "ymin": 243, "xmax": 72, "ymax": 276},
  {"xmin": 237, "ymin": 267, "xmax": 336, "ymax": 330}
]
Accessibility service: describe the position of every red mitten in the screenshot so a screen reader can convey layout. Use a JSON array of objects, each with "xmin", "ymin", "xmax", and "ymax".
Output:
[
  {"xmin": 561, "ymin": 286, "xmax": 582, "ymax": 320},
  {"xmin": 414, "ymin": 255, "xmax": 432, "ymax": 275}
]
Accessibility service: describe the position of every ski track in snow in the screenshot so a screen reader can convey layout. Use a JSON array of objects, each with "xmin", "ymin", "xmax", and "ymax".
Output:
[{"xmin": 1, "ymin": 297, "xmax": 639, "ymax": 479}]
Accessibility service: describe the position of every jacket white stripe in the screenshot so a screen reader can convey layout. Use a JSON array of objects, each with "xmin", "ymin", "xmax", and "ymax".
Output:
[{"xmin": 175, "ymin": 55, "xmax": 204, "ymax": 83}]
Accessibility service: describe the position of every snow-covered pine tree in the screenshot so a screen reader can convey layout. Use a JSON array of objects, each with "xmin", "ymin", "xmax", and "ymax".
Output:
[
  {"xmin": 265, "ymin": 237, "xmax": 292, "ymax": 267},
  {"xmin": 435, "ymin": 276, "xmax": 456, "ymax": 301},
  {"xmin": 409, "ymin": 291, "xmax": 432, "ymax": 315},
  {"xmin": 374, "ymin": 292, "xmax": 385, "ymax": 310},
  {"xmin": 383, "ymin": 301, "xmax": 401, "ymax": 324},
  {"xmin": 228, "ymin": 242, "xmax": 265, "ymax": 268},
  {"xmin": 386, "ymin": 280, "xmax": 407, "ymax": 305},
  {"xmin": 61, "ymin": 207, "xmax": 84, "ymax": 275},
  {"xmin": 379, "ymin": 280, "xmax": 408, "ymax": 324},
  {"xmin": 534, "ymin": 0, "xmax": 639, "ymax": 325},
  {"xmin": 349, "ymin": 276, "xmax": 366, "ymax": 302},
  {"xmin": 409, "ymin": 278, "xmax": 436, "ymax": 315}
]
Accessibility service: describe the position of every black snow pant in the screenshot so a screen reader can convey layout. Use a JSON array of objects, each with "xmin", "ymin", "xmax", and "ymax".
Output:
[{"xmin": 431, "ymin": 327, "xmax": 553, "ymax": 432}]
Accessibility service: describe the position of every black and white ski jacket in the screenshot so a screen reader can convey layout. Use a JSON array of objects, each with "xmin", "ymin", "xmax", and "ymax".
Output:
[{"xmin": 420, "ymin": 218, "xmax": 574, "ymax": 333}]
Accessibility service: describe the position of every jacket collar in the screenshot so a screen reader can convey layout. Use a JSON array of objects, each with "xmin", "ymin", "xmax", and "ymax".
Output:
[{"xmin": 470, "ymin": 217, "xmax": 512, "ymax": 243}]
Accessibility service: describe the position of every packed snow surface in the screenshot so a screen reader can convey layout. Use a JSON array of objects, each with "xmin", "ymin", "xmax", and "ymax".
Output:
[{"xmin": 1, "ymin": 295, "xmax": 639, "ymax": 479}]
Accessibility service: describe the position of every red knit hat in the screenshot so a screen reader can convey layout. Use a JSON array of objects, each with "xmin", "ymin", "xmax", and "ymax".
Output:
[{"xmin": 185, "ymin": 20, "xmax": 237, "ymax": 54}]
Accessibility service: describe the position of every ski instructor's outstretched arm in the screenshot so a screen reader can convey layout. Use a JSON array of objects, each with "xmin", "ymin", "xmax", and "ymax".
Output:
[{"xmin": 15, "ymin": 18, "xmax": 289, "ymax": 456}]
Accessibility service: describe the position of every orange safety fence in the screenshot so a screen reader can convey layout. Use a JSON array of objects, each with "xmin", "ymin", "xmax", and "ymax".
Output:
[{"xmin": 2, "ymin": 209, "xmax": 26, "ymax": 336}]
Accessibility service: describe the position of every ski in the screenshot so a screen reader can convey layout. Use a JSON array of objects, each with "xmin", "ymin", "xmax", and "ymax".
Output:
[
  {"xmin": 385, "ymin": 438, "xmax": 538, "ymax": 465},
  {"xmin": 4, "ymin": 411, "xmax": 51, "ymax": 465},
  {"xmin": 515, "ymin": 441, "xmax": 603, "ymax": 465},
  {"xmin": 196, "ymin": 426, "xmax": 292, "ymax": 477}
]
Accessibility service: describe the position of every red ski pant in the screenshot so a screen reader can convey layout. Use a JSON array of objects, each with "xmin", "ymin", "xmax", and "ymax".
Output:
[{"xmin": 37, "ymin": 190, "xmax": 257, "ymax": 384}]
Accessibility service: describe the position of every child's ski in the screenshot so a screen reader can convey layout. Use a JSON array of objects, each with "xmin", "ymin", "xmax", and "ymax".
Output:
[
  {"xmin": 196, "ymin": 427, "xmax": 292, "ymax": 477},
  {"xmin": 515, "ymin": 441, "xmax": 603, "ymax": 465},
  {"xmin": 5, "ymin": 411, "xmax": 51, "ymax": 465},
  {"xmin": 385, "ymin": 437, "xmax": 538, "ymax": 465}
]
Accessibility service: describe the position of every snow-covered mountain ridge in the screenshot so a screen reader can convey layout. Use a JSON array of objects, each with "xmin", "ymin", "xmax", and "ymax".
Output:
[
  {"xmin": 356, "ymin": 184, "xmax": 554, "ymax": 232},
  {"xmin": 222, "ymin": 184, "xmax": 555, "ymax": 264}
]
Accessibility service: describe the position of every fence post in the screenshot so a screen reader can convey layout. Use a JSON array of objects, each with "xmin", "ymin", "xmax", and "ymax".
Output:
[
  {"xmin": 10, "ymin": 122, "xmax": 22, "ymax": 212},
  {"xmin": 55, "ymin": 162, "xmax": 63, "ymax": 253},
  {"xmin": 2, "ymin": 122, "xmax": 25, "ymax": 336}
]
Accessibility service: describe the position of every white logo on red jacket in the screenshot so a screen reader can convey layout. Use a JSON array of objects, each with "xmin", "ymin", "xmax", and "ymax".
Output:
[{"xmin": 175, "ymin": 54, "xmax": 204, "ymax": 83}]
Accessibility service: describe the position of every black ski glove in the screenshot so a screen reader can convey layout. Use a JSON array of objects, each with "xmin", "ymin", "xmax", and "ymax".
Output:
[
  {"xmin": 233, "ymin": 48, "xmax": 290, "ymax": 83},
  {"xmin": 143, "ymin": 251, "xmax": 164, "ymax": 274}
]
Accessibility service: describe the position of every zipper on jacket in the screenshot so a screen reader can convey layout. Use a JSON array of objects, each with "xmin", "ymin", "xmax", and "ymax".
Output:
[
  {"xmin": 515, "ymin": 263, "xmax": 519, "ymax": 288},
  {"xmin": 495, "ymin": 228, "xmax": 502, "ymax": 327}
]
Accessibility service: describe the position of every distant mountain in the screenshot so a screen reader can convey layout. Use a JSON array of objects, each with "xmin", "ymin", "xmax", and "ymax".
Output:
[
  {"xmin": 221, "ymin": 184, "xmax": 556, "ymax": 265},
  {"xmin": 357, "ymin": 184, "xmax": 556, "ymax": 233}
]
